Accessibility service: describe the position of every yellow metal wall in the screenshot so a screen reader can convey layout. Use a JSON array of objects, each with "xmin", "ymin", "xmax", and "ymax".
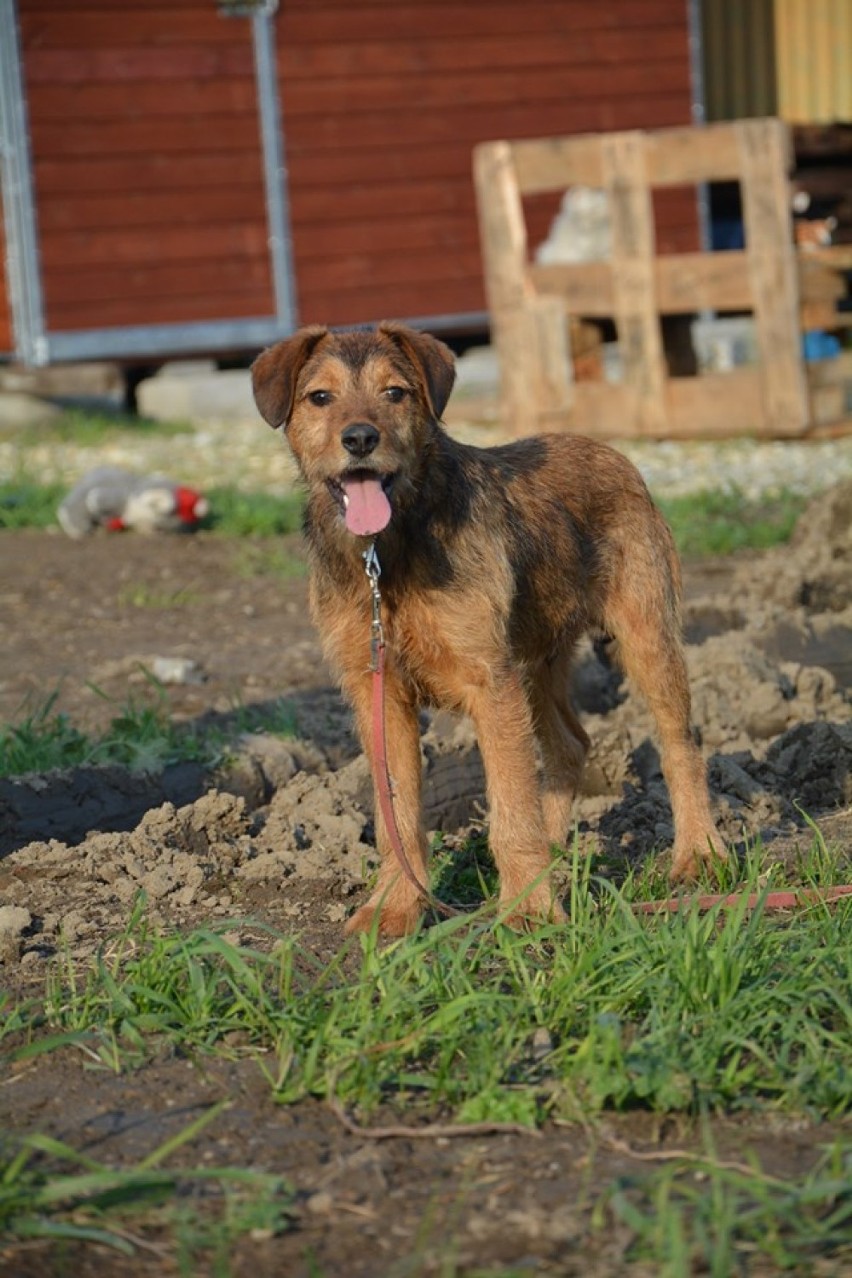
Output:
[{"xmin": 774, "ymin": 0, "xmax": 852, "ymax": 122}]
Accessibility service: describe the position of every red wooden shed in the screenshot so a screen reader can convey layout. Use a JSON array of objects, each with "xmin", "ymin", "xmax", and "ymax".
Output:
[{"xmin": 0, "ymin": 0, "xmax": 700, "ymax": 366}]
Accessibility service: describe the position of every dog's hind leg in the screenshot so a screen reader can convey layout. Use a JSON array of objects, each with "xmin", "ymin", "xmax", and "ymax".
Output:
[
  {"xmin": 466, "ymin": 671, "xmax": 567, "ymax": 925},
  {"xmin": 530, "ymin": 651, "xmax": 590, "ymax": 848},
  {"xmin": 603, "ymin": 531, "xmax": 722, "ymax": 881},
  {"xmin": 344, "ymin": 673, "xmax": 430, "ymax": 937}
]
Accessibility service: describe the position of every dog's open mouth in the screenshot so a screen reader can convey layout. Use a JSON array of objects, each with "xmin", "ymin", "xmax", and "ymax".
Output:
[{"xmin": 328, "ymin": 470, "xmax": 394, "ymax": 536}]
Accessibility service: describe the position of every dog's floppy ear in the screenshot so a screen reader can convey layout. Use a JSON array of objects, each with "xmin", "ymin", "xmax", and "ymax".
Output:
[
  {"xmin": 379, "ymin": 322, "xmax": 456, "ymax": 420},
  {"xmin": 251, "ymin": 326, "xmax": 329, "ymax": 428}
]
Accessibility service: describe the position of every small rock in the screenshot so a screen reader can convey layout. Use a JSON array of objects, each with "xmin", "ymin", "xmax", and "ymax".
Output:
[
  {"xmin": 150, "ymin": 656, "xmax": 205, "ymax": 685},
  {"xmin": 531, "ymin": 1026, "xmax": 554, "ymax": 1061},
  {"xmin": 743, "ymin": 682, "xmax": 789, "ymax": 739},
  {"xmin": 141, "ymin": 866, "xmax": 174, "ymax": 900},
  {"xmin": 0, "ymin": 905, "xmax": 32, "ymax": 963},
  {"xmin": 0, "ymin": 905, "xmax": 32, "ymax": 934}
]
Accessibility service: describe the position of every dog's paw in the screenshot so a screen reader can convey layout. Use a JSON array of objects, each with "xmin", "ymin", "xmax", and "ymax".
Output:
[
  {"xmin": 344, "ymin": 896, "xmax": 423, "ymax": 938},
  {"xmin": 498, "ymin": 883, "xmax": 567, "ymax": 930},
  {"xmin": 669, "ymin": 827, "xmax": 725, "ymax": 884}
]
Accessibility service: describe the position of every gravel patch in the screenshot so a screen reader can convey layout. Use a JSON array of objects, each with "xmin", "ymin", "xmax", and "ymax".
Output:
[{"xmin": 2, "ymin": 385, "xmax": 851, "ymax": 503}]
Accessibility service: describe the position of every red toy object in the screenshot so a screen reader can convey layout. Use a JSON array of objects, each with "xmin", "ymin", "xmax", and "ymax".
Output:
[{"xmin": 58, "ymin": 467, "xmax": 209, "ymax": 537}]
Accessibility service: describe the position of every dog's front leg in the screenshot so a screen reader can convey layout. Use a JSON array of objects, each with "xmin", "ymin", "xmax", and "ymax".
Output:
[
  {"xmin": 344, "ymin": 672, "xmax": 430, "ymax": 937},
  {"xmin": 468, "ymin": 673, "xmax": 566, "ymax": 927}
]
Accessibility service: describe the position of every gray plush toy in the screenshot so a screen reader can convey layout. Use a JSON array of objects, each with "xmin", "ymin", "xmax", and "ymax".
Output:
[{"xmin": 57, "ymin": 466, "xmax": 209, "ymax": 538}]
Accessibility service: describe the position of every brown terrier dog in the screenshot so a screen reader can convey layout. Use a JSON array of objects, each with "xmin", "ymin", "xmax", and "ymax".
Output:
[{"xmin": 252, "ymin": 322, "xmax": 721, "ymax": 936}]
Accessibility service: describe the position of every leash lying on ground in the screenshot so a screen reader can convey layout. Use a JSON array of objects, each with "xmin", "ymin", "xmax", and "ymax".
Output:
[
  {"xmin": 634, "ymin": 885, "xmax": 852, "ymax": 914},
  {"xmin": 363, "ymin": 544, "xmax": 852, "ymax": 925}
]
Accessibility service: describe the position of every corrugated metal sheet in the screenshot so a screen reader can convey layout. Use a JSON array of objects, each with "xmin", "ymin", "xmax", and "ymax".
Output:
[
  {"xmin": 701, "ymin": 0, "xmax": 777, "ymax": 121},
  {"xmin": 775, "ymin": 0, "xmax": 852, "ymax": 122}
]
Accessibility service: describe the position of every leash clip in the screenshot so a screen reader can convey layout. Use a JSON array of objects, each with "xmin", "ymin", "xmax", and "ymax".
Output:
[{"xmin": 363, "ymin": 541, "xmax": 384, "ymax": 672}]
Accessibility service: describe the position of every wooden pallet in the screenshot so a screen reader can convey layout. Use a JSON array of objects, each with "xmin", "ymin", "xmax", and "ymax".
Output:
[{"xmin": 474, "ymin": 118, "xmax": 849, "ymax": 439}]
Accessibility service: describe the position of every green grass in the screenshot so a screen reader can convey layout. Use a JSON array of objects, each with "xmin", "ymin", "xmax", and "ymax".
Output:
[
  {"xmin": 35, "ymin": 407, "xmax": 194, "ymax": 445},
  {"xmin": 0, "ymin": 474, "xmax": 810, "ymax": 558},
  {"xmin": 0, "ymin": 477, "xmax": 68, "ymax": 529},
  {"xmin": 0, "ymin": 688, "xmax": 297, "ymax": 779},
  {"xmin": 14, "ymin": 842, "xmax": 851, "ymax": 1122},
  {"xmin": 229, "ymin": 540, "xmax": 308, "ymax": 579},
  {"xmin": 656, "ymin": 487, "xmax": 808, "ymax": 558},
  {"xmin": 116, "ymin": 581, "xmax": 202, "ymax": 609},
  {"xmin": 4, "ymin": 836, "xmax": 851, "ymax": 1272},
  {"xmin": 601, "ymin": 1137, "xmax": 852, "ymax": 1276},
  {"xmin": 0, "ymin": 1106, "xmax": 294, "ymax": 1262},
  {"xmin": 0, "ymin": 476, "xmax": 304, "ymax": 538},
  {"xmin": 200, "ymin": 486, "xmax": 304, "ymax": 538}
]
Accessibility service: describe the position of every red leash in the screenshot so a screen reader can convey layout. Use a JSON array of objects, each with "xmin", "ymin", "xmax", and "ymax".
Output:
[
  {"xmin": 364, "ymin": 545, "xmax": 458, "ymax": 917},
  {"xmin": 634, "ymin": 885, "xmax": 852, "ymax": 914}
]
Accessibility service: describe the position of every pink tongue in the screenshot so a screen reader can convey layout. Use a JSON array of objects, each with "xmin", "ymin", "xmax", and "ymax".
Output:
[{"xmin": 342, "ymin": 475, "xmax": 392, "ymax": 536}]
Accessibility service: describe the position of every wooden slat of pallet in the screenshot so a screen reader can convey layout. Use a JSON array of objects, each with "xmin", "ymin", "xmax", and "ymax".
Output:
[
  {"xmin": 473, "ymin": 140, "xmax": 540, "ymax": 436},
  {"xmin": 801, "ymin": 244, "xmax": 852, "ymax": 270},
  {"xmin": 807, "ymin": 350, "xmax": 852, "ymax": 386},
  {"xmin": 496, "ymin": 134, "xmax": 605, "ymax": 193},
  {"xmin": 601, "ymin": 131, "xmax": 668, "ymax": 434},
  {"xmin": 797, "ymin": 256, "xmax": 847, "ymax": 302},
  {"xmin": 529, "ymin": 250, "xmax": 752, "ymax": 314},
  {"xmin": 807, "ymin": 352, "xmax": 851, "ymax": 427},
  {"xmin": 543, "ymin": 369, "xmax": 764, "ymax": 438},
  {"xmin": 642, "ymin": 122, "xmax": 742, "ymax": 185},
  {"xmin": 510, "ymin": 120, "xmax": 744, "ymax": 194},
  {"xmin": 737, "ymin": 118, "xmax": 808, "ymax": 436},
  {"xmin": 530, "ymin": 251, "xmax": 843, "ymax": 317}
]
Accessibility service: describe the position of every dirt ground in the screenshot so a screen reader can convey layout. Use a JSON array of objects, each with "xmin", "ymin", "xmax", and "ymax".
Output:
[{"xmin": 1, "ymin": 480, "xmax": 851, "ymax": 1275}]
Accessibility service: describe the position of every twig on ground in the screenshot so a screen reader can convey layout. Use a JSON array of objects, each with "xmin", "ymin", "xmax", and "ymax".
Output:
[{"xmin": 327, "ymin": 1095, "xmax": 542, "ymax": 1142}]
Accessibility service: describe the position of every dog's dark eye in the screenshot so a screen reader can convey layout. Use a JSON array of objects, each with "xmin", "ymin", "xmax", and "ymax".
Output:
[
  {"xmin": 384, "ymin": 386, "xmax": 407, "ymax": 403},
  {"xmin": 308, "ymin": 390, "xmax": 333, "ymax": 407}
]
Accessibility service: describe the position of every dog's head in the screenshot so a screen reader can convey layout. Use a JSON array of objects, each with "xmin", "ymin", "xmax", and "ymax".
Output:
[{"xmin": 251, "ymin": 323, "xmax": 455, "ymax": 537}]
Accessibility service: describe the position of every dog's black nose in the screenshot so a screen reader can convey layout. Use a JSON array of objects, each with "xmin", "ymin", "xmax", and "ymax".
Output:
[{"xmin": 341, "ymin": 422, "xmax": 380, "ymax": 458}]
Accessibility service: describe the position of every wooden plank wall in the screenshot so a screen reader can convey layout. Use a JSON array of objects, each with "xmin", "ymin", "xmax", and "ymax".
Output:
[
  {"xmin": 3, "ymin": 0, "xmax": 697, "ymax": 348},
  {"xmin": 277, "ymin": 0, "xmax": 699, "ymax": 327},
  {"xmin": 16, "ymin": 0, "xmax": 274, "ymax": 334}
]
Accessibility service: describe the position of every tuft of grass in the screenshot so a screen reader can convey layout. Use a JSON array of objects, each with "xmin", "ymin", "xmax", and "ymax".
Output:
[
  {"xmin": 0, "ymin": 1106, "xmax": 294, "ymax": 1260},
  {"xmin": 201, "ymin": 486, "xmax": 304, "ymax": 538},
  {"xmin": 229, "ymin": 540, "xmax": 307, "ymax": 579},
  {"xmin": 116, "ymin": 581, "xmax": 201, "ymax": 609},
  {"xmin": 657, "ymin": 486, "xmax": 807, "ymax": 558},
  {"xmin": 0, "ymin": 688, "xmax": 216, "ymax": 777},
  {"xmin": 0, "ymin": 687, "xmax": 297, "ymax": 779},
  {"xmin": 0, "ymin": 694, "xmax": 92, "ymax": 775},
  {"xmin": 0, "ymin": 477, "xmax": 67, "ymax": 529},
  {"xmin": 601, "ymin": 1138, "xmax": 852, "ymax": 1275}
]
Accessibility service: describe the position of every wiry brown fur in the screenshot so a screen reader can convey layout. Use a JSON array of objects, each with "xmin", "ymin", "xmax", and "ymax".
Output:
[{"xmin": 252, "ymin": 322, "xmax": 722, "ymax": 936}]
